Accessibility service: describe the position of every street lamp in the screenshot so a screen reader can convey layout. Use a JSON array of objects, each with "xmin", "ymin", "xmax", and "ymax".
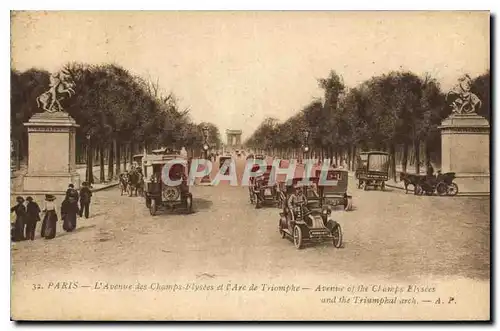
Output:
[
  {"xmin": 85, "ymin": 132, "xmax": 92, "ymax": 184},
  {"xmin": 201, "ymin": 126, "xmax": 211, "ymax": 183},
  {"xmin": 302, "ymin": 128, "xmax": 310, "ymax": 159}
]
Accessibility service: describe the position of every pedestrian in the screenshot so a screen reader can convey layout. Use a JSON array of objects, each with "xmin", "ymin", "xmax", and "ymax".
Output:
[
  {"xmin": 41, "ymin": 194, "xmax": 58, "ymax": 240},
  {"xmin": 61, "ymin": 196, "xmax": 79, "ymax": 232},
  {"xmin": 79, "ymin": 181, "xmax": 93, "ymax": 219},
  {"xmin": 25, "ymin": 196, "xmax": 41, "ymax": 241},
  {"xmin": 10, "ymin": 196, "xmax": 26, "ymax": 242}
]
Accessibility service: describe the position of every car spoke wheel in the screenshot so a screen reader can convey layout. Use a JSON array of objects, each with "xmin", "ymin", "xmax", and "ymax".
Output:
[
  {"xmin": 436, "ymin": 182, "xmax": 448, "ymax": 196},
  {"xmin": 344, "ymin": 197, "xmax": 353, "ymax": 211},
  {"xmin": 186, "ymin": 196, "xmax": 193, "ymax": 213},
  {"xmin": 293, "ymin": 225, "xmax": 303, "ymax": 249},
  {"xmin": 447, "ymin": 183, "xmax": 459, "ymax": 196},
  {"xmin": 414, "ymin": 185, "xmax": 422, "ymax": 195},
  {"xmin": 279, "ymin": 219, "xmax": 286, "ymax": 238},
  {"xmin": 381, "ymin": 182, "xmax": 385, "ymax": 191},
  {"xmin": 332, "ymin": 224, "xmax": 342, "ymax": 248},
  {"xmin": 150, "ymin": 199, "xmax": 157, "ymax": 216}
]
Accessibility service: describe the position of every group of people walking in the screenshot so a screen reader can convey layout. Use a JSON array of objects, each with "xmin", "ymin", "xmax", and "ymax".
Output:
[{"xmin": 10, "ymin": 181, "xmax": 93, "ymax": 242}]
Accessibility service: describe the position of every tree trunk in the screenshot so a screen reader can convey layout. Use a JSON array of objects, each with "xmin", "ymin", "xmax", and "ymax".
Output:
[
  {"xmin": 390, "ymin": 143, "xmax": 397, "ymax": 181},
  {"xmin": 122, "ymin": 144, "xmax": 127, "ymax": 170},
  {"xmin": 108, "ymin": 140, "xmax": 114, "ymax": 180},
  {"xmin": 424, "ymin": 140, "xmax": 432, "ymax": 168},
  {"xmin": 99, "ymin": 145, "xmax": 105, "ymax": 183},
  {"xmin": 352, "ymin": 145, "xmax": 357, "ymax": 170},
  {"xmin": 115, "ymin": 140, "xmax": 121, "ymax": 175},
  {"xmin": 402, "ymin": 141, "xmax": 409, "ymax": 173},
  {"xmin": 129, "ymin": 142, "xmax": 134, "ymax": 166},
  {"xmin": 414, "ymin": 140, "xmax": 420, "ymax": 175},
  {"xmin": 86, "ymin": 143, "xmax": 94, "ymax": 184},
  {"xmin": 347, "ymin": 145, "xmax": 352, "ymax": 170}
]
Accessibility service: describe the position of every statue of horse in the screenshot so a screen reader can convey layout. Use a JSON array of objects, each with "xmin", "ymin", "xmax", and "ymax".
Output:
[{"xmin": 36, "ymin": 73, "xmax": 75, "ymax": 112}]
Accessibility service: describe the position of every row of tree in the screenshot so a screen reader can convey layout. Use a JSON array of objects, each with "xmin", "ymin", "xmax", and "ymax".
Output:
[
  {"xmin": 245, "ymin": 70, "xmax": 490, "ymax": 179},
  {"xmin": 11, "ymin": 63, "xmax": 223, "ymax": 183}
]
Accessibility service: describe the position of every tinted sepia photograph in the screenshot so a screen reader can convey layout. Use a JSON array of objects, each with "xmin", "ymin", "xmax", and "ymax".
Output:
[{"xmin": 10, "ymin": 10, "xmax": 490, "ymax": 321}]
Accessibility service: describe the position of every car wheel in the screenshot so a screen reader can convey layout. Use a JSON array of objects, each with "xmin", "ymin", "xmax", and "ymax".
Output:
[
  {"xmin": 332, "ymin": 224, "xmax": 342, "ymax": 248},
  {"xmin": 447, "ymin": 183, "xmax": 459, "ymax": 196},
  {"xmin": 293, "ymin": 225, "xmax": 303, "ymax": 249},
  {"xmin": 414, "ymin": 184, "xmax": 422, "ymax": 195},
  {"xmin": 279, "ymin": 219, "xmax": 286, "ymax": 238},
  {"xmin": 255, "ymin": 199, "xmax": 261, "ymax": 209},
  {"xmin": 381, "ymin": 182, "xmax": 385, "ymax": 191},
  {"xmin": 436, "ymin": 182, "xmax": 448, "ymax": 196},
  {"xmin": 185, "ymin": 195, "xmax": 193, "ymax": 213},
  {"xmin": 150, "ymin": 199, "xmax": 157, "ymax": 216},
  {"xmin": 146, "ymin": 197, "xmax": 151, "ymax": 208},
  {"xmin": 363, "ymin": 183, "xmax": 368, "ymax": 191}
]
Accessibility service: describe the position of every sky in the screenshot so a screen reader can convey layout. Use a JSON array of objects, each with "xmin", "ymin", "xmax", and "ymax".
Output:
[{"xmin": 11, "ymin": 11, "xmax": 489, "ymax": 142}]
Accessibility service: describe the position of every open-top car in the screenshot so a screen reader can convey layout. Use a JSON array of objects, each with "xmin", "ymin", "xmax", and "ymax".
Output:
[
  {"xmin": 143, "ymin": 153, "xmax": 193, "ymax": 216},
  {"xmin": 278, "ymin": 177, "xmax": 343, "ymax": 249},
  {"xmin": 249, "ymin": 165, "xmax": 283, "ymax": 208},
  {"xmin": 315, "ymin": 168, "xmax": 353, "ymax": 211},
  {"xmin": 355, "ymin": 151, "xmax": 390, "ymax": 191}
]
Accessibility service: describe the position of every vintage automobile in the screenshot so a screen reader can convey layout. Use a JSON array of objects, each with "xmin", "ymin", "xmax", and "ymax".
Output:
[
  {"xmin": 249, "ymin": 165, "xmax": 283, "ymax": 208},
  {"xmin": 314, "ymin": 169, "xmax": 353, "ymax": 211},
  {"xmin": 278, "ymin": 178, "xmax": 343, "ymax": 249},
  {"xmin": 355, "ymin": 151, "xmax": 390, "ymax": 191},
  {"xmin": 400, "ymin": 171, "xmax": 459, "ymax": 196},
  {"xmin": 143, "ymin": 153, "xmax": 193, "ymax": 216},
  {"xmin": 219, "ymin": 156, "xmax": 232, "ymax": 175}
]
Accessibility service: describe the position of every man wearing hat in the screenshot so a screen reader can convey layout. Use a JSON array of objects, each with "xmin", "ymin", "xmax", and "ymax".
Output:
[
  {"xmin": 25, "ymin": 197, "xmax": 41, "ymax": 241},
  {"xmin": 79, "ymin": 181, "xmax": 92, "ymax": 219},
  {"xmin": 10, "ymin": 196, "xmax": 26, "ymax": 242},
  {"xmin": 287, "ymin": 183, "xmax": 309, "ymax": 223}
]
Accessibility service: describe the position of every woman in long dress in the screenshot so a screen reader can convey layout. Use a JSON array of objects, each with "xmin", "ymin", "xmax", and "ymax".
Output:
[
  {"xmin": 41, "ymin": 194, "xmax": 58, "ymax": 239},
  {"xmin": 61, "ymin": 196, "xmax": 79, "ymax": 232}
]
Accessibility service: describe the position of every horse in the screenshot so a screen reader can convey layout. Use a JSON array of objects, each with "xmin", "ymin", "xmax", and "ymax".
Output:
[
  {"xmin": 399, "ymin": 172, "xmax": 423, "ymax": 195},
  {"xmin": 119, "ymin": 173, "xmax": 129, "ymax": 196},
  {"xmin": 127, "ymin": 170, "xmax": 142, "ymax": 197}
]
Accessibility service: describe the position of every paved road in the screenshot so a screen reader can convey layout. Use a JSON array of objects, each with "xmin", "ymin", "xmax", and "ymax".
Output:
[{"xmin": 12, "ymin": 172, "xmax": 489, "ymax": 281}]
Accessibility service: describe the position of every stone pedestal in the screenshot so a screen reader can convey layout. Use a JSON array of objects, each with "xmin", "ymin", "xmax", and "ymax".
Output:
[
  {"xmin": 439, "ymin": 114, "xmax": 490, "ymax": 194},
  {"xmin": 22, "ymin": 112, "xmax": 80, "ymax": 194}
]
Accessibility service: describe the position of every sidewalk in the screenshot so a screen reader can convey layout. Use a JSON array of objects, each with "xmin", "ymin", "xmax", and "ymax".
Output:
[{"xmin": 11, "ymin": 164, "xmax": 119, "ymax": 193}]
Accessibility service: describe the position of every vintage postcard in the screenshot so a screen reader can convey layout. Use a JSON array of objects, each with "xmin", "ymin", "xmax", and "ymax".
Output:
[{"xmin": 10, "ymin": 11, "xmax": 490, "ymax": 321}]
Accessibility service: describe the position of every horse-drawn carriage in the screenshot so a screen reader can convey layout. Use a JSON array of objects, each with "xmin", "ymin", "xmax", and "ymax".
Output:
[
  {"xmin": 249, "ymin": 165, "xmax": 284, "ymax": 209},
  {"xmin": 278, "ymin": 178, "xmax": 343, "ymax": 249},
  {"xmin": 355, "ymin": 151, "xmax": 390, "ymax": 191},
  {"xmin": 119, "ymin": 169, "xmax": 144, "ymax": 197},
  {"xmin": 143, "ymin": 153, "xmax": 193, "ymax": 216},
  {"xmin": 400, "ymin": 171, "xmax": 459, "ymax": 196}
]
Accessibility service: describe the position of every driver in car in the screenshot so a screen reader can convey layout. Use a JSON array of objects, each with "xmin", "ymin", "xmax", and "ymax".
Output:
[{"xmin": 287, "ymin": 184, "xmax": 308, "ymax": 222}]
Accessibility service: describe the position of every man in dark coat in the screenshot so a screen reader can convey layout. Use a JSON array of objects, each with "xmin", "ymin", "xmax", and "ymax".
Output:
[
  {"xmin": 79, "ymin": 181, "xmax": 92, "ymax": 218},
  {"xmin": 25, "ymin": 196, "xmax": 41, "ymax": 240},
  {"xmin": 11, "ymin": 196, "xmax": 26, "ymax": 242}
]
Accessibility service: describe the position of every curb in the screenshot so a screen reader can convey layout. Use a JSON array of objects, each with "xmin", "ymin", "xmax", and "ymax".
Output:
[
  {"xmin": 91, "ymin": 182, "xmax": 119, "ymax": 192},
  {"xmin": 385, "ymin": 183, "xmax": 489, "ymax": 197}
]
